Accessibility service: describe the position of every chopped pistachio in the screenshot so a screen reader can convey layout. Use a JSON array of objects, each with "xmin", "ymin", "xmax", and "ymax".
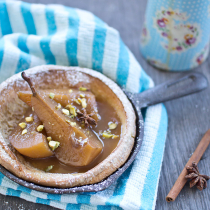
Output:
[
  {"xmin": 80, "ymin": 94, "xmax": 85, "ymax": 98},
  {"xmin": 102, "ymin": 130, "xmax": 119, "ymax": 139},
  {"xmin": 66, "ymin": 104, "xmax": 71, "ymax": 109},
  {"xmin": 22, "ymin": 129, "xmax": 27, "ymax": 135},
  {"xmin": 70, "ymin": 107, "xmax": 77, "ymax": 116},
  {"xmin": 70, "ymin": 122, "xmax": 76, "ymax": 127},
  {"xmin": 66, "ymin": 119, "xmax": 76, "ymax": 127},
  {"xmin": 112, "ymin": 135, "xmax": 119, "ymax": 139},
  {"xmin": 102, "ymin": 132, "xmax": 113, "ymax": 138},
  {"xmin": 108, "ymin": 122, "xmax": 117, "ymax": 130},
  {"xmin": 62, "ymin": 108, "xmax": 70, "ymax": 116},
  {"xmin": 74, "ymin": 99, "xmax": 80, "ymax": 105},
  {"xmin": 77, "ymin": 98, "xmax": 82, "ymax": 103},
  {"xmin": 69, "ymin": 89, "xmax": 73, "ymax": 93},
  {"xmin": 45, "ymin": 165, "xmax": 53, "ymax": 172},
  {"xmin": 37, "ymin": 125, "xmax": 44, "ymax": 132},
  {"xmin": 78, "ymin": 98, "xmax": 87, "ymax": 108},
  {"xmin": 55, "ymin": 103, "xmax": 61, "ymax": 110},
  {"xmin": 66, "ymin": 105, "xmax": 77, "ymax": 117},
  {"xmin": 79, "ymin": 87, "xmax": 87, "ymax": 91},
  {"xmin": 19, "ymin": 122, "xmax": 26, "ymax": 129},
  {"xmin": 131, "ymin": 135, "xmax": 135, "ymax": 138},
  {"xmin": 49, "ymin": 92, "xmax": 55, "ymax": 99},
  {"xmin": 66, "ymin": 119, "xmax": 71, "ymax": 124},
  {"xmin": 49, "ymin": 141, "xmax": 60, "ymax": 151},
  {"xmin": 25, "ymin": 116, "xmax": 34, "ymax": 123},
  {"xmin": 47, "ymin": 136, "xmax": 52, "ymax": 141}
]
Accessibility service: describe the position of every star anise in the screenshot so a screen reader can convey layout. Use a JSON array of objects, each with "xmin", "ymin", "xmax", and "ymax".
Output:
[
  {"xmin": 185, "ymin": 161, "xmax": 210, "ymax": 191},
  {"xmin": 77, "ymin": 109, "xmax": 96, "ymax": 127}
]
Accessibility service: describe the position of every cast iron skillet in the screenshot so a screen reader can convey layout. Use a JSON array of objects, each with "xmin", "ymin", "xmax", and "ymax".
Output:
[{"xmin": 0, "ymin": 72, "xmax": 208, "ymax": 194}]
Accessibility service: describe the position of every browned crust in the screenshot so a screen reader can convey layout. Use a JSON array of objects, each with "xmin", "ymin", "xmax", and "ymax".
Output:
[{"xmin": 0, "ymin": 65, "xmax": 136, "ymax": 188}]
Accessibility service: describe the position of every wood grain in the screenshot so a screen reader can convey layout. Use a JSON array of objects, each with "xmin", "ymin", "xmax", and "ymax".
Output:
[{"xmin": 2, "ymin": 0, "xmax": 210, "ymax": 209}]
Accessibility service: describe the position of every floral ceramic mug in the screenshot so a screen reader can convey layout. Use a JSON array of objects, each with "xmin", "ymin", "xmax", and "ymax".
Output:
[{"xmin": 140, "ymin": 0, "xmax": 210, "ymax": 71}]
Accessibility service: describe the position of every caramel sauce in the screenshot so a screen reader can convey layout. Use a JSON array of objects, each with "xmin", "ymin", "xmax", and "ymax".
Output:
[{"xmin": 24, "ymin": 98, "xmax": 121, "ymax": 173}]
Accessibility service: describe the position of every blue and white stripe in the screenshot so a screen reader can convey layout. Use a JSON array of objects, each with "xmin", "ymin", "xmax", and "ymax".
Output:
[
  {"xmin": 0, "ymin": 1, "xmax": 168, "ymax": 210},
  {"xmin": 50, "ymin": 7, "xmax": 69, "ymax": 66},
  {"xmin": 77, "ymin": 9, "xmax": 95, "ymax": 69}
]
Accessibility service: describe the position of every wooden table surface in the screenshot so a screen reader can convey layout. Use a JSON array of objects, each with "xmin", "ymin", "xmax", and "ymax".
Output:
[{"xmin": 2, "ymin": 0, "xmax": 210, "ymax": 209}]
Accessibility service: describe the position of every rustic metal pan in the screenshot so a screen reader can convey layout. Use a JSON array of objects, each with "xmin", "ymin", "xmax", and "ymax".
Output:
[{"xmin": 0, "ymin": 72, "xmax": 208, "ymax": 194}]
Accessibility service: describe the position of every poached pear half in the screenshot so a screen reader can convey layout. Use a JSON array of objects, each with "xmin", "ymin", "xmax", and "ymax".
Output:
[{"xmin": 21, "ymin": 72, "xmax": 103, "ymax": 166}]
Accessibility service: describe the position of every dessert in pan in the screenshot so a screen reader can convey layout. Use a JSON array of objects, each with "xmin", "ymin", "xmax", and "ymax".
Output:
[
  {"xmin": 0, "ymin": 66, "xmax": 136, "ymax": 189},
  {"xmin": 0, "ymin": 65, "xmax": 207, "ymax": 193}
]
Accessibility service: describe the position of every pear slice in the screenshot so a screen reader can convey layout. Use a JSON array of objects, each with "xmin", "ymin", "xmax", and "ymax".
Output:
[
  {"xmin": 21, "ymin": 72, "xmax": 103, "ymax": 166},
  {"xmin": 18, "ymin": 89, "xmax": 99, "ymax": 121},
  {"xmin": 9, "ymin": 109, "xmax": 53, "ymax": 158}
]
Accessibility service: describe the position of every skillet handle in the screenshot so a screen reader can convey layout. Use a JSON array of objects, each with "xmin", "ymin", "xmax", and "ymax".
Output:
[{"xmin": 124, "ymin": 72, "xmax": 208, "ymax": 108}]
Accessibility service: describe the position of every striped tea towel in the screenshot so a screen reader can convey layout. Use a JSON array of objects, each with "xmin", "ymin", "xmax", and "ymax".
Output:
[{"xmin": 0, "ymin": 1, "xmax": 168, "ymax": 210}]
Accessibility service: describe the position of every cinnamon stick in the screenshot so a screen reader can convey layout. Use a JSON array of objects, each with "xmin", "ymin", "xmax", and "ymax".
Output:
[{"xmin": 166, "ymin": 129, "xmax": 210, "ymax": 202}]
